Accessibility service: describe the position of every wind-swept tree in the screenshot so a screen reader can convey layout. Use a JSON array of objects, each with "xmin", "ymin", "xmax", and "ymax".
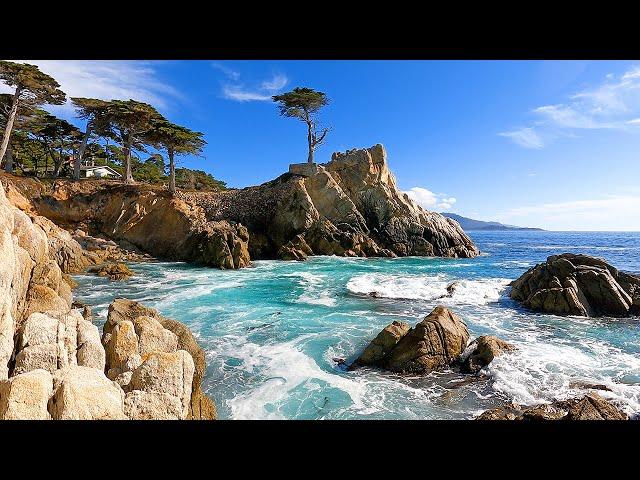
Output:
[
  {"xmin": 103, "ymin": 99, "xmax": 163, "ymax": 184},
  {"xmin": 0, "ymin": 93, "xmax": 38, "ymax": 173},
  {"xmin": 70, "ymin": 97, "xmax": 112, "ymax": 180},
  {"xmin": 272, "ymin": 87, "xmax": 330, "ymax": 164},
  {"xmin": 146, "ymin": 119, "xmax": 206, "ymax": 195},
  {"xmin": 0, "ymin": 61, "xmax": 66, "ymax": 169}
]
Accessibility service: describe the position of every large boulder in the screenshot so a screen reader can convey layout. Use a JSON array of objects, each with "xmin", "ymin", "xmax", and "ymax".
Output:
[
  {"xmin": 88, "ymin": 262, "xmax": 133, "ymax": 280},
  {"xmin": 352, "ymin": 306, "xmax": 470, "ymax": 374},
  {"xmin": 351, "ymin": 320, "xmax": 411, "ymax": 368},
  {"xmin": 0, "ymin": 369, "xmax": 53, "ymax": 420},
  {"xmin": 510, "ymin": 254, "xmax": 640, "ymax": 317},
  {"xmin": 477, "ymin": 393, "xmax": 628, "ymax": 420},
  {"xmin": 48, "ymin": 365, "xmax": 126, "ymax": 420},
  {"xmin": 105, "ymin": 298, "xmax": 217, "ymax": 419}
]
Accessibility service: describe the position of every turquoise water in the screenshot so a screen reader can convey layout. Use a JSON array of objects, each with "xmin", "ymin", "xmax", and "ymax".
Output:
[{"xmin": 73, "ymin": 231, "xmax": 640, "ymax": 419}]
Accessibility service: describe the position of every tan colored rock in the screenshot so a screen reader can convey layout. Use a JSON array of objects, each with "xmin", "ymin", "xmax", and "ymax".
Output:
[
  {"xmin": 461, "ymin": 335, "xmax": 516, "ymax": 374},
  {"xmin": 104, "ymin": 320, "xmax": 139, "ymax": 374},
  {"xmin": 0, "ymin": 369, "xmax": 53, "ymax": 420},
  {"xmin": 353, "ymin": 320, "xmax": 411, "ymax": 368},
  {"xmin": 510, "ymin": 253, "xmax": 640, "ymax": 317},
  {"xmin": 14, "ymin": 344, "xmax": 58, "ymax": 375},
  {"xmin": 385, "ymin": 306, "xmax": 470, "ymax": 373},
  {"xmin": 76, "ymin": 318, "xmax": 105, "ymax": 371},
  {"xmin": 105, "ymin": 298, "xmax": 217, "ymax": 419},
  {"xmin": 17, "ymin": 312, "xmax": 59, "ymax": 349},
  {"xmin": 133, "ymin": 315, "xmax": 178, "ymax": 356},
  {"xmin": 49, "ymin": 366, "xmax": 126, "ymax": 420},
  {"xmin": 88, "ymin": 262, "xmax": 133, "ymax": 280},
  {"xmin": 477, "ymin": 393, "xmax": 628, "ymax": 421},
  {"xmin": 24, "ymin": 284, "xmax": 70, "ymax": 318},
  {"xmin": 128, "ymin": 350, "xmax": 195, "ymax": 419},
  {"xmin": 124, "ymin": 390, "xmax": 184, "ymax": 420}
]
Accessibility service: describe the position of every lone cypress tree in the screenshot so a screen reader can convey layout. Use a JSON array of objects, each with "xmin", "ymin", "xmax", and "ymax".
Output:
[
  {"xmin": 70, "ymin": 98, "xmax": 112, "ymax": 180},
  {"xmin": 272, "ymin": 87, "xmax": 330, "ymax": 164},
  {"xmin": 146, "ymin": 118, "xmax": 206, "ymax": 195},
  {"xmin": 103, "ymin": 99, "xmax": 163, "ymax": 184},
  {"xmin": 0, "ymin": 61, "xmax": 66, "ymax": 169}
]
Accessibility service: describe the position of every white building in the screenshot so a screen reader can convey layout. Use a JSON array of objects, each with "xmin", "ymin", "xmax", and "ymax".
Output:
[{"xmin": 80, "ymin": 165, "xmax": 122, "ymax": 179}]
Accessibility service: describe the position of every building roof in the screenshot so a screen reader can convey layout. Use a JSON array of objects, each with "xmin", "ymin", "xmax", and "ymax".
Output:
[{"xmin": 80, "ymin": 165, "xmax": 122, "ymax": 177}]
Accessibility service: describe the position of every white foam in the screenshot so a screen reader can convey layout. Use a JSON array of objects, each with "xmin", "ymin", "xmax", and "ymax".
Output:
[
  {"xmin": 287, "ymin": 271, "xmax": 337, "ymax": 307},
  {"xmin": 346, "ymin": 273, "xmax": 509, "ymax": 306}
]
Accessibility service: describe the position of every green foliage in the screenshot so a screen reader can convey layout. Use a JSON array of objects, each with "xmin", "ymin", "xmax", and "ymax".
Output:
[
  {"xmin": 272, "ymin": 87, "xmax": 329, "ymax": 120},
  {"xmin": 175, "ymin": 168, "xmax": 227, "ymax": 191},
  {"xmin": 146, "ymin": 119, "xmax": 206, "ymax": 156},
  {"xmin": 0, "ymin": 61, "xmax": 66, "ymax": 106}
]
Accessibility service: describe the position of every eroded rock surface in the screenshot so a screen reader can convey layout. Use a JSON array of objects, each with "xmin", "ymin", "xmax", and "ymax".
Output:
[
  {"xmin": 461, "ymin": 335, "xmax": 516, "ymax": 374},
  {"xmin": 510, "ymin": 254, "xmax": 640, "ymax": 317},
  {"xmin": 477, "ymin": 393, "xmax": 628, "ymax": 420}
]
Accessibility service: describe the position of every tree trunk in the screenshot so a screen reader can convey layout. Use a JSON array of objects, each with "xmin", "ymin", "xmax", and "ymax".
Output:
[
  {"xmin": 0, "ymin": 86, "xmax": 21, "ymax": 167},
  {"xmin": 306, "ymin": 121, "xmax": 314, "ymax": 164},
  {"xmin": 168, "ymin": 148, "xmax": 176, "ymax": 196},
  {"xmin": 123, "ymin": 141, "xmax": 134, "ymax": 184},
  {"xmin": 75, "ymin": 122, "xmax": 92, "ymax": 180},
  {"xmin": 4, "ymin": 142, "xmax": 13, "ymax": 173}
]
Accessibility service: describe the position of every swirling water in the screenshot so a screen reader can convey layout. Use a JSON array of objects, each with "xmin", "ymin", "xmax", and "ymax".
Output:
[{"xmin": 73, "ymin": 231, "xmax": 640, "ymax": 419}]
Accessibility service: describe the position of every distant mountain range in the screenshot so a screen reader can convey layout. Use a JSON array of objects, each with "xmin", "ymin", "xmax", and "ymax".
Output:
[{"xmin": 442, "ymin": 213, "xmax": 544, "ymax": 231}]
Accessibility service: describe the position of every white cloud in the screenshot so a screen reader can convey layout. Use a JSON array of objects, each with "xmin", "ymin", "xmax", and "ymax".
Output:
[
  {"xmin": 211, "ymin": 62, "xmax": 240, "ymax": 81},
  {"xmin": 219, "ymin": 71, "xmax": 289, "ymax": 103},
  {"xmin": 498, "ymin": 195, "xmax": 640, "ymax": 231},
  {"xmin": 498, "ymin": 127, "xmax": 544, "ymax": 149},
  {"xmin": 403, "ymin": 187, "xmax": 457, "ymax": 212},
  {"xmin": 500, "ymin": 64, "xmax": 640, "ymax": 148},
  {"xmin": 0, "ymin": 60, "xmax": 182, "ymax": 115}
]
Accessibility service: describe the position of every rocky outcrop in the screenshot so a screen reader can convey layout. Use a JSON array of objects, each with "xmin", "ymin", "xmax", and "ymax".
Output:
[
  {"xmin": 510, "ymin": 254, "xmax": 640, "ymax": 317},
  {"xmin": 88, "ymin": 262, "xmax": 134, "ymax": 280},
  {"xmin": 104, "ymin": 299, "xmax": 217, "ymax": 420},
  {"xmin": 352, "ymin": 306, "xmax": 470, "ymax": 374},
  {"xmin": 460, "ymin": 335, "xmax": 516, "ymax": 374},
  {"xmin": 182, "ymin": 144, "xmax": 479, "ymax": 260},
  {"xmin": 477, "ymin": 393, "xmax": 628, "ymax": 420}
]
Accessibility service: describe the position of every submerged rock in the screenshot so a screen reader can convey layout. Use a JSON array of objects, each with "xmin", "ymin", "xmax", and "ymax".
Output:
[
  {"xmin": 510, "ymin": 253, "xmax": 640, "ymax": 317},
  {"xmin": 477, "ymin": 393, "xmax": 628, "ymax": 420},
  {"xmin": 88, "ymin": 262, "xmax": 134, "ymax": 280},
  {"xmin": 461, "ymin": 335, "xmax": 516, "ymax": 374}
]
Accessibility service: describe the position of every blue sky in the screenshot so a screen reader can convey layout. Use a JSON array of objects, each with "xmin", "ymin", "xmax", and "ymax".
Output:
[{"xmin": 4, "ymin": 60, "xmax": 640, "ymax": 230}]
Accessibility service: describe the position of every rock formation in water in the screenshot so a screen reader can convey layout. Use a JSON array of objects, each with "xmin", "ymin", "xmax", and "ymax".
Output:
[
  {"xmin": 0, "ymin": 182, "xmax": 216, "ymax": 419},
  {"xmin": 476, "ymin": 393, "xmax": 628, "ymax": 420},
  {"xmin": 352, "ymin": 306, "xmax": 515, "ymax": 376},
  {"xmin": 184, "ymin": 144, "xmax": 479, "ymax": 261},
  {"xmin": 510, "ymin": 254, "xmax": 640, "ymax": 317}
]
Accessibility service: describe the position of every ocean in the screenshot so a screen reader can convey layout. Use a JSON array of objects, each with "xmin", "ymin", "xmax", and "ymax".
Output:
[{"xmin": 72, "ymin": 231, "xmax": 640, "ymax": 419}]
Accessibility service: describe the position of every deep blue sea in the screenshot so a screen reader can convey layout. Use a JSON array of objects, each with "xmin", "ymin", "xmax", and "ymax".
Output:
[{"xmin": 73, "ymin": 231, "xmax": 640, "ymax": 419}]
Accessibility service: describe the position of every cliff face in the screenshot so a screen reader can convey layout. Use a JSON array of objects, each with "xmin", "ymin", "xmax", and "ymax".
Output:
[
  {"xmin": 183, "ymin": 144, "xmax": 479, "ymax": 260},
  {"xmin": 0, "ymin": 182, "xmax": 217, "ymax": 419}
]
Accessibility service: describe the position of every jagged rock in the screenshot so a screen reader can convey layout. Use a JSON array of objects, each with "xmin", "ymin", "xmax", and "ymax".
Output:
[
  {"xmin": 0, "ymin": 369, "xmax": 53, "ymax": 420},
  {"xmin": 180, "ymin": 144, "xmax": 478, "ymax": 261},
  {"xmin": 353, "ymin": 306, "xmax": 470, "ymax": 374},
  {"xmin": 88, "ymin": 262, "xmax": 133, "ymax": 280},
  {"xmin": 133, "ymin": 315, "xmax": 179, "ymax": 356},
  {"xmin": 48, "ymin": 365, "xmax": 126, "ymax": 420},
  {"xmin": 124, "ymin": 390, "xmax": 185, "ymax": 420},
  {"xmin": 128, "ymin": 350, "xmax": 194, "ymax": 419},
  {"xmin": 477, "ymin": 393, "xmax": 628, "ymax": 420},
  {"xmin": 278, "ymin": 234, "xmax": 313, "ymax": 261},
  {"xmin": 461, "ymin": 335, "xmax": 516, "ymax": 373},
  {"xmin": 31, "ymin": 215, "xmax": 93, "ymax": 274},
  {"xmin": 351, "ymin": 320, "xmax": 411, "ymax": 368},
  {"xmin": 24, "ymin": 284, "xmax": 70, "ymax": 319},
  {"xmin": 103, "ymin": 320, "xmax": 139, "ymax": 377},
  {"xmin": 386, "ymin": 306, "xmax": 470, "ymax": 373},
  {"xmin": 76, "ymin": 318, "xmax": 105, "ymax": 371},
  {"xmin": 105, "ymin": 298, "xmax": 217, "ymax": 419},
  {"xmin": 510, "ymin": 254, "xmax": 640, "ymax": 317}
]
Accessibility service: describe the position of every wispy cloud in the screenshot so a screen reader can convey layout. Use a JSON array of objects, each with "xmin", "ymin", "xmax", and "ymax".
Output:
[
  {"xmin": 211, "ymin": 64, "xmax": 289, "ymax": 103},
  {"xmin": 497, "ymin": 195, "xmax": 640, "ymax": 231},
  {"xmin": 500, "ymin": 64, "xmax": 640, "ymax": 148},
  {"xmin": 403, "ymin": 187, "xmax": 457, "ymax": 211},
  {"xmin": 498, "ymin": 127, "xmax": 544, "ymax": 149},
  {"xmin": 0, "ymin": 60, "xmax": 182, "ymax": 115},
  {"xmin": 211, "ymin": 62, "xmax": 240, "ymax": 81}
]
